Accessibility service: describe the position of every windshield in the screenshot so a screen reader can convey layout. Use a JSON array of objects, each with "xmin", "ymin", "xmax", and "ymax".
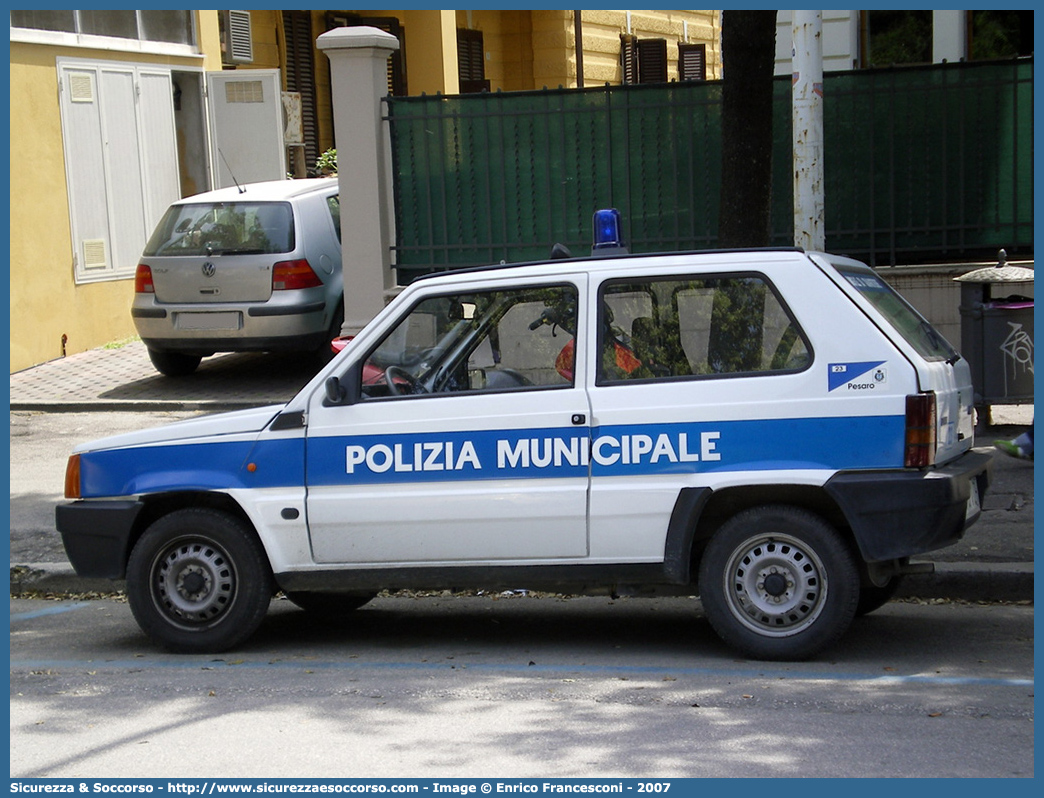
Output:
[
  {"xmin": 143, "ymin": 201, "xmax": 294, "ymax": 256},
  {"xmin": 836, "ymin": 266, "xmax": 958, "ymax": 362}
]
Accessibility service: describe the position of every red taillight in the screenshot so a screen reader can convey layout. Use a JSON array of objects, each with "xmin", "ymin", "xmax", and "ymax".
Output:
[
  {"xmin": 905, "ymin": 393, "xmax": 937, "ymax": 468},
  {"xmin": 272, "ymin": 259, "xmax": 322, "ymax": 290},
  {"xmin": 134, "ymin": 264, "xmax": 154, "ymax": 293},
  {"xmin": 64, "ymin": 455, "xmax": 81, "ymax": 499}
]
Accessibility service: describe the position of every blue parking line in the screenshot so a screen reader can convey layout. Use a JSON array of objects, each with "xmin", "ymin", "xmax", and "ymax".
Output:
[
  {"xmin": 10, "ymin": 602, "xmax": 89, "ymax": 622},
  {"xmin": 7, "ymin": 657, "xmax": 1033, "ymax": 688}
]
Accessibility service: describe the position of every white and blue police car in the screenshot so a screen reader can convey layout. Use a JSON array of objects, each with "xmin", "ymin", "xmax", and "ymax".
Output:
[{"xmin": 57, "ymin": 233, "xmax": 992, "ymax": 660}]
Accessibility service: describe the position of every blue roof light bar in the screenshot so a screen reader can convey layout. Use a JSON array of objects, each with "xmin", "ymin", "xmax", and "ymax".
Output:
[{"xmin": 592, "ymin": 208, "xmax": 624, "ymax": 251}]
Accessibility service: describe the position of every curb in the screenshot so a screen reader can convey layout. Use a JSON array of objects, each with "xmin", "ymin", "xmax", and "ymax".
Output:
[
  {"xmin": 10, "ymin": 561, "xmax": 1034, "ymax": 603},
  {"xmin": 9, "ymin": 400, "xmax": 266, "ymax": 413},
  {"xmin": 897, "ymin": 561, "xmax": 1034, "ymax": 603},
  {"xmin": 11, "ymin": 564, "xmax": 125, "ymax": 596}
]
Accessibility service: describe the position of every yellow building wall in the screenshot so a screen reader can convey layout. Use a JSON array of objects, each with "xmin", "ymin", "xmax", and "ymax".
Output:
[
  {"xmin": 454, "ymin": 10, "xmax": 534, "ymax": 92},
  {"xmin": 9, "ymin": 9, "xmax": 719, "ymax": 372},
  {"xmin": 255, "ymin": 9, "xmax": 459, "ymax": 161},
  {"xmin": 451, "ymin": 10, "xmax": 720, "ymax": 92},
  {"xmin": 9, "ymin": 12, "xmax": 222, "ymax": 373}
]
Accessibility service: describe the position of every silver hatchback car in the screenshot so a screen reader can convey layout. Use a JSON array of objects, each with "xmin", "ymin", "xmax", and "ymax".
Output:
[{"xmin": 132, "ymin": 178, "xmax": 342, "ymax": 376}]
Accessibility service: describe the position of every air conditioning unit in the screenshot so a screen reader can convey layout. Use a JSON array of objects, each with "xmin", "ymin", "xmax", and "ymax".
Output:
[{"xmin": 222, "ymin": 10, "xmax": 253, "ymax": 65}]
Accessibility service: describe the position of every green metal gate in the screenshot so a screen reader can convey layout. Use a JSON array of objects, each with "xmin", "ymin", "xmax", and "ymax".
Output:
[{"xmin": 387, "ymin": 58, "xmax": 1031, "ymax": 277}]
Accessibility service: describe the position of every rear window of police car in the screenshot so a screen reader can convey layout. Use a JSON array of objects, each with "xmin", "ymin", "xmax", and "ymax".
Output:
[{"xmin": 836, "ymin": 267, "xmax": 958, "ymax": 362}]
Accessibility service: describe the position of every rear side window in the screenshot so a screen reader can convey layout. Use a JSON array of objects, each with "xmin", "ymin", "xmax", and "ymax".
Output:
[
  {"xmin": 837, "ymin": 267, "xmax": 957, "ymax": 362},
  {"xmin": 143, "ymin": 201, "xmax": 294, "ymax": 256},
  {"xmin": 327, "ymin": 195, "xmax": 341, "ymax": 243},
  {"xmin": 598, "ymin": 274, "xmax": 811, "ymax": 383}
]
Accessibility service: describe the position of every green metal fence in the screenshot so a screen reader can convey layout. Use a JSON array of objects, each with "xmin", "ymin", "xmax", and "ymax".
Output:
[{"xmin": 388, "ymin": 58, "xmax": 1032, "ymax": 276}]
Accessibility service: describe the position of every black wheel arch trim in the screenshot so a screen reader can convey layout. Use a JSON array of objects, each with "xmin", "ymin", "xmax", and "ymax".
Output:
[{"xmin": 662, "ymin": 487, "xmax": 714, "ymax": 583}]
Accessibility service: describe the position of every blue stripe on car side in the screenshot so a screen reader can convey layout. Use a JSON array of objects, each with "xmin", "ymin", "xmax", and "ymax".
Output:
[
  {"xmin": 79, "ymin": 438, "xmax": 305, "ymax": 498},
  {"xmin": 78, "ymin": 415, "xmax": 906, "ymax": 497}
]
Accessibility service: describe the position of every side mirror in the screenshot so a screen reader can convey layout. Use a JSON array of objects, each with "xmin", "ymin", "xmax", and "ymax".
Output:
[
  {"xmin": 323, "ymin": 361, "xmax": 362, "ymax": 407},
  {"xmin": 325, "ymin": 376, "xmax": 346, "ymax": 405}
]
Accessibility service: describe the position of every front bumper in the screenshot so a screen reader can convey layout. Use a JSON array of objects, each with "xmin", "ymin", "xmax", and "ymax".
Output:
[
  {"xmin": 825, "ymin": 448, "xmax": 994, "ymax": 562},
  {"xmin": 55, "ymin": 501, "xmax": 143, "ymax": 579}
]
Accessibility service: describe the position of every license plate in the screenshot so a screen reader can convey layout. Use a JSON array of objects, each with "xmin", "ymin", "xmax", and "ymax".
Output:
[
  {"xmin": 175, "ymin": 311, "xmax": 241, "ymax": 331},
  {"xmin": 965, "ymin": 482, "xmax": 981, "ymax": 520}
]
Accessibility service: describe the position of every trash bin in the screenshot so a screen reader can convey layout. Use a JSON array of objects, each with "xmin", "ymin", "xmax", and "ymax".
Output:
[{"xmin": 955, "ymin": 250, "xmax": 1034, "ymax": 408}]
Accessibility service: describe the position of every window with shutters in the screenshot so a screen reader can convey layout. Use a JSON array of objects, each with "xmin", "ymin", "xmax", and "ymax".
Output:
[
  {"xmin": 283, "ymin": 11, "xmax": 319, "ymax": 170},
  {"xmin": 637, "ymin": 38, "xmax": 668, "ymax": 83},
  {"xmin": 57, "ymin": 60, "xmax": 182, "ymax": 284},
  {"xmin": 620, "ymin": 35, "xmax": 668, "ymax": 84},
  {"xmin": 457, "ymin": 28, "xmax": 489, "ymax": 93},
  {"xmin": 620, "ymin": 34, "xmax": 638, "ymax": 84},
  {"xmin": 678, "ymin": 43, "xmax": 707, "ymax": 81}
]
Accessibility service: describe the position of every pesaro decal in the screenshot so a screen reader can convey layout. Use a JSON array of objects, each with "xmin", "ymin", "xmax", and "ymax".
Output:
[{"xmin": 828, "ymin": 361, "xmax": 887, "ymax": 392}]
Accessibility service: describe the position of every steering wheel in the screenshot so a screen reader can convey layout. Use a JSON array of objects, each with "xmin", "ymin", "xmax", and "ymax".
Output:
[{"xmin": 385, "ymin": 365, "xmax": 426, "ymax": 396}]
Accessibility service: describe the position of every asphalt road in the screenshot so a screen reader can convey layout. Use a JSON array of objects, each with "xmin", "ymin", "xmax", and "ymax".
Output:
[{"xmin": 10, "ymin": 594, "xmax": 1034, "ymax": 779}]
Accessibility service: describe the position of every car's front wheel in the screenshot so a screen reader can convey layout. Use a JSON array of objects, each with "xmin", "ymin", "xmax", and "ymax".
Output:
[
  {"xmin": 126, "ymin": 508, "xmax": 274, "ymax": 653},
  {"xmin": 698, "ymin": 505, "xmax": 859, "ymax": 661},
  {"xmin": 148, "ymin": 348, "xmax": 202, "ymax": 377}
]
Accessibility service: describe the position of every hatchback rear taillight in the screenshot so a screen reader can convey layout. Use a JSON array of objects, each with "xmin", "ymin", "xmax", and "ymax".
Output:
[
  {"xmin": 272, "ymin": 259, "xmax": 322, "ymax": 290},
  {"xmin": 905, "ymin": 393, "xmax": 937, "ymax": 468},
  {"xmin": 134, "ymin": 264, "xmax": 154, "ymax": 293}
]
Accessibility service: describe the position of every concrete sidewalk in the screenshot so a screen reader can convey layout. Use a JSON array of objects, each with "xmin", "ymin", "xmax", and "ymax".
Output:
[
  {"xmin": 10, "ymin": 340, "xmax": 315, "ymax": 412},
  {"xmin": 9, "ymin": 341, "xmax": 1034, "ymax": 602}
]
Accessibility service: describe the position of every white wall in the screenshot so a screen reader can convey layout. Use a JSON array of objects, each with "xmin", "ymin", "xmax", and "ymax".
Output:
[{"xmin": 774, "ymin": 10, "xmax": 969, "ymax": 75}]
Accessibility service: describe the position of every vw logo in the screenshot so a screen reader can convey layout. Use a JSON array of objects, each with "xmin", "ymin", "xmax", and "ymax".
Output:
[{"xmin": 201, "ymin": 262, "xmax": 216, "ymax": 278}]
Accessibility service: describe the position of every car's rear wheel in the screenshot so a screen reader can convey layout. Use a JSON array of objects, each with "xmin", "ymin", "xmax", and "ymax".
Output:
[
  {"xmin": 698, "ymin": 505, "xmax": 859, "ymax": 661},
  {"xmin": 126, "ymin": 508, "xmax": 274, "ymax": 653},
  {"xmin": 148, "ymin": 348, "xmax": 202, "ymax": 377}
]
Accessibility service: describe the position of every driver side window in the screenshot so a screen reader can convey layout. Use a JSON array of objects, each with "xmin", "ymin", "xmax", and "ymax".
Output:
[{"xmin": 359, "ymin": 284, "xmax": 578, "ymax": 399}]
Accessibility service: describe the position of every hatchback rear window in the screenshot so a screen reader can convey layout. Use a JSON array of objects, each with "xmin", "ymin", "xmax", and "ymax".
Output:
[
  {"xmin": 836, "ymin": 266, "xmax": 958, "ymax": 362},
  {"xmin": 143, "ymin": 202, "xmax": 294, "ymax": 256}
]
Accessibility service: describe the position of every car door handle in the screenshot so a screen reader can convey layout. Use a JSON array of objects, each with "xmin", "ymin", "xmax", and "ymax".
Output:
[{"xmin": 571, "ymin": 413, "xmax": 586, "ymax": 425}]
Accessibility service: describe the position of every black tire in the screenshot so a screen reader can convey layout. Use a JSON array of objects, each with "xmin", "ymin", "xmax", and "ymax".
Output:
[
  {"xmin": 285, "ymin": 591, "xmax": 376, "ymax": 615},
  {"xmin": 698, "ymin": 505, "xmax": 860, "ymax": 661},
  {"xmin": 855, "ymin": 575, "xmax": 904, "ymax": 617},
  {"xmin": 314, "ymin": 299, "xmax": 344, "ymax": 365},
  {"xmin": 148, "ymin": 348, "xmax": 202, "ymax": 377},
  {"xmin": 126, "ymin": 508, "xmax": 274, "ymax": 653}
]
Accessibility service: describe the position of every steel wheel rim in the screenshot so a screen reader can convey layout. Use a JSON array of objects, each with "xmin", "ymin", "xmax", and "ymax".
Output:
[
  {"xmin": 722, "ymin": 532, "xmax": 827, "ymax": 637},
  {"xmin": 151, "ymin": 537, "xmax": 237, "ymax": 627}
]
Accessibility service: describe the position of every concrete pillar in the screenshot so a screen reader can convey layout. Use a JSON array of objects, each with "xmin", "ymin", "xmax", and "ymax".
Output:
[
  {"xmin": 316, "ymin": 26, "xmax": 399, "ymax": 337},
  {"xmin": 792, "ymin": 10, "xmax": 825, "ymax": 252},
  {"xmin": 933, "ymin": 10, "xmax": 967, "ymax": 64}
]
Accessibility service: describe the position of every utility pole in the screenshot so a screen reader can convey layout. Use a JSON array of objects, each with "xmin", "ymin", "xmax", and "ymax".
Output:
[{"xmin": 792, "ymin": 10, "xmax": 824, "ymax": 251}]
